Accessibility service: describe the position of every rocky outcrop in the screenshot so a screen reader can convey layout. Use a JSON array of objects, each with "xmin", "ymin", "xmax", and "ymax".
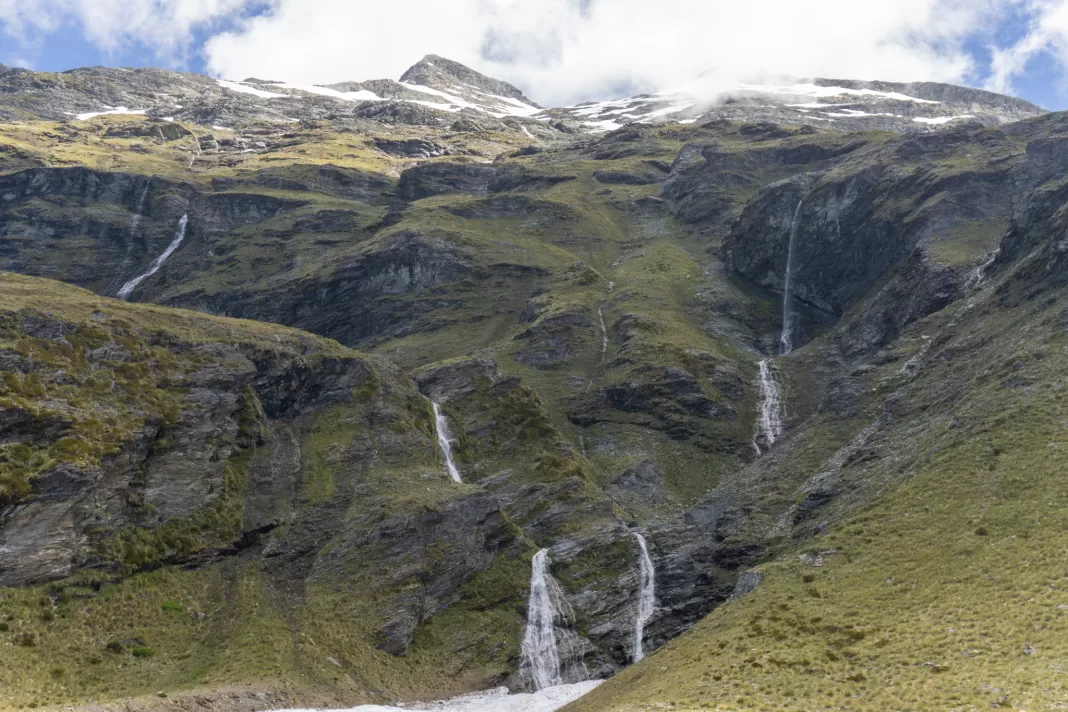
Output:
[
  {"xmin": 210, "ymin": 164, "xmax": 393, "ymax": 204},
  {"xmin": 0, "ymin": 167, "xmax": 305, "ymax": 298},
  {"xmin": 397, "ymin": 162, "xmax": 497, "ymax": 200},
  {"xmin": 514, "ymin": 305, "xmax": 594, "ymax": 369},
  {"xmin": 724, "ymin": 126, "xmax": 1020, "ymax": 347},
  {"xmin": 0, "ymin": 294, "xmax": 376, "ymax": 587},
  {"xmin": 229, "ymin": 228, "xmax": 475, "ymax": 346},
  {"xmin": 322, "ymin": 490, "xmax": 516, "ymax": 656}
]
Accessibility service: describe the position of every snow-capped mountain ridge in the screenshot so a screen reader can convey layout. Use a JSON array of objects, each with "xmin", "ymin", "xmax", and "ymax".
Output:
[
  {"xmin": 557, "ymin": 76, "xmax": 1044, "ymax": 132},
  {"xmin": 0, "ymin": 56, "xmax": 1045, "ymax": 134}
]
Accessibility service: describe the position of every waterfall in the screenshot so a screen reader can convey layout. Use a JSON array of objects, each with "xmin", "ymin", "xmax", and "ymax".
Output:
[
  {"xmin": 432, "ymin": 402, "xmax": 462, "ymax": 483},
  {"xmin": 597, "ymin": 304, "xmax": 608, "ymax": 364},
  {"xmin": 754, "ymin": 359, "xmax": 784, "ymax": 452},
  {"xmin": 113, "ymin": 184, "xmax": 151, "ymax": 293},
  {"xmin": 521, "ymin": 549, "xmax": 579, "ymax": 691},
  {"xmin": 129, "ymin": 184, "xmax": 150, "ymax": 235},
  {"xmin": 780, "ymin": 199, "xmax": 803, "ymax": 355},
  {"xmin": 117, "ymin": 214, "xmax": 188, "ymax": 301},
  {"xmin": 631, "ymin": 533, "xmax": 656, "ymax": 663},
  {"xmin": 966, "ymin": 249, "xmax": 999, "ymax": 291}
]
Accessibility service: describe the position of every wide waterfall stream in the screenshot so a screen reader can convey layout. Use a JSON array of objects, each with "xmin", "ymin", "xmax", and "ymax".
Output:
[
  {"xmin": 631, "ymin": 533, "xmax": 656, "ymax": 663},
  {"xmin": 432, "ymin": 402, "xmax": 462, "ymax": 483},
  {"xmin": 117, "ymin": 213, "xmax": 188, "ymax": 300},
  {"xmin": 520, "ymin": 549, "xmax": 580, "ymax": 690},
  {"xmin": 754, "ymin": 359, "xmax": 784, "ymax": 452}
]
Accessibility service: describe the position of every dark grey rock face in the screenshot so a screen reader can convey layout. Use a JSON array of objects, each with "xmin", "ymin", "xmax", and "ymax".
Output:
[
  {"xmin": 398, "ymin": 162, "xmax": 497, "ymax": 200},
  {"xmin": 593, "ymin": 169, "xmax": 663, "ymax": 186},
  {"xmin": 323, "ymin": 490, "xmax": 515, "ymax": 657},
  {"xmin": 0, "ymin": 334, "xmax": 371, "ymax": 588},
  {"xmin": 604, "ymin": 365, "xmax": 737, "ymax": 433},
  {"xmin": 413, "ymin": 358, "xmax": 497, "ymax": 401},
  {"xmin": 607, "ymin": 460, "xmax": 663, "ymax": 505},
  {"xmin": 722, "ymin": 126, "xmax": 1020, "ymax": 353},
  {"xmin": 0, "ymin": 167, "xmax": 306, "ymax": 298},
  {"xmin": 514, "ymin": 306, "xmax": 594, "ymax": 369}
]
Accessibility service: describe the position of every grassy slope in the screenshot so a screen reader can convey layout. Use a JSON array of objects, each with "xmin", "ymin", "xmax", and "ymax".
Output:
[{"xmin": 568, "ymin": 253, "xmax": 1068, "ymax": 711}]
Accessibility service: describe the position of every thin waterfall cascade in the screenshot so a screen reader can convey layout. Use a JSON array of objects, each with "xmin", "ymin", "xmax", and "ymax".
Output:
[
  {"xmin": 117, "ymin": 214, "xmax": 188, "ymax": 301},
  {"xmin": 520, "ymin": 549, "xmax": 583, "ymax": 691},
  {"xmin": 129, "ymin": 184, "xmax": 150, "ymax": 235},
  {"xmin": 754, "ymin": 359, "xmax": 784, "ymax": 452},
  {"xmin": 598, "ymin": 304, "xmax": 608, "ymax": 363},
  {"xmin": 631, "ymin": 533, "xmax": 656, "ymax": 663},
  {"xmin": 966, "ymin": 249, "xmax": 999, "ymax": 291},
  {"xmin": 113, "ymin": 184, "xmax": 151, "ymax": 295},
  {"xmin": 780, "ymin": 199, "xmax": 803, "ymax": 355},
  {"xmin": 432, "ymin": 402, "xmax": 462, "ymax": 483}
]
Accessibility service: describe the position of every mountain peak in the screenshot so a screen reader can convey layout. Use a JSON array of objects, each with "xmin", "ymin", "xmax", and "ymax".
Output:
[{"xmin": 399, "ymin": 54, "xmax": 538, "ymax": 106}]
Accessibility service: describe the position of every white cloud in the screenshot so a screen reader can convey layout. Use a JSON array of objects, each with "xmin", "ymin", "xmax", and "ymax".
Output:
[
  {"xmin": 203, "ymin": 0, "xmax": 1013, "ymax": 105},
  {"xmin": 0, "ymin": 0, "xmax": 248, "ymax": 59},
  {"xmin": 3, "ymin": 0, "xmax": 1067, "ymax": 106},
  {"xmin": 987, "ymin": 0, "xmax": 1068, "ymax": 95}
]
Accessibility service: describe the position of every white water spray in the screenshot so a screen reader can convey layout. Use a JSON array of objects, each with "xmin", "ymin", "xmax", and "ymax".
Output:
[
  {"xmin": 780, "ymin": 200, "xmax": 802, "ymax": 355},
  {"xmin": 117, "ymin": 213, "xmax": 188, "ymax": 301},
  {"xmin": 754, "ymin": 359, "xmax": 784, "ymax": 453},
  {"xmin": 631, "ymin": 533, "xmax": 656, "ymax": 663},
  {"xmin": 432, "ymin": 402, "xmax": 462, "ymax": 483},
  {"xmin": 521, "ymin": 549, "xmax": 580, "ymax": 691}
]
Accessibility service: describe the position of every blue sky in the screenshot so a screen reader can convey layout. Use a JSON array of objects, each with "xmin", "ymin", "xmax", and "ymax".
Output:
[{"xmin": 3, "ymin": 1, "xmax": 1068, "ymax": 109}]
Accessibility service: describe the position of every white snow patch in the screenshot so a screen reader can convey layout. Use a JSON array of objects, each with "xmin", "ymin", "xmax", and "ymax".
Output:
[
  {"xmin": 271, "ymin": 82, "xmax": 384, "ymax": 102},
  {"xmin": 739, "ymin": 83, "xmax": 940, "ymax": 104},
  {"xmin": 398, "ymin": 82, "xmax": 539, "ymax": 117},
  {"xmin": 216, "ymin": 79, "xmax": 286, "ymax": 99},
  {"xmin": 913, "ymin": 115, "xmax": 974, "ymax": 125},
  {"xmin": 786, "ymin": 101, "xmax": 858, "ymax": 109},
  {"xmin": 582, "ymin": 120, "xmax": 624, "ymax": 132},
  {"xmin": 679, "ymin": 119, "xmax": 697, "ymax": 124},
  {"xmin": 71, "ymin": 107, "xmax": 147, "ymax": 121},
  {"xmin": 521, "ymin": 126, "xmax": 534, "ymax": 139},
  {"xmin": 822, "ymin": 109, "xmax": 901, "ymax": 118},
  {"xmin": 400, "ymin": 82, "xmax": 471, "ymax": 103},
  {"xmin": 408, "ymin": 100, "xmax": 463, "ymax": 113},
  {"xmin": 211, "ymin": 125, "xmax": 229, "ymax": 131},
  {"xmin": 570, "ymin": 99, "xmax": 641, "ymax": 117},
  {"xmin": 488, "ymin": 94, "xmax": 543, "ymax": 117},
  {"xmin": 269, "ymin": 681, "xmax": 602, "ymax": 712},
  {"xmin": 634, "ymin": 103, "xmax": 694, "ymax": 120}
]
